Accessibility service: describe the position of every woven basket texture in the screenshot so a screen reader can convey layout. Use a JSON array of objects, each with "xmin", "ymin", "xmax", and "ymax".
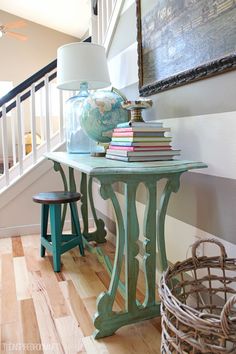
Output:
[{"xmin": 159, "ymin": 239, "xmax": 236, "ymax": 353}]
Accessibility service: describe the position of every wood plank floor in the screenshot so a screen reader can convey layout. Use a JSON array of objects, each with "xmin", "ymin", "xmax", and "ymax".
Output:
[{"xmin": 0, "ymin": 235, "xmax": 162, "ymax": 353}]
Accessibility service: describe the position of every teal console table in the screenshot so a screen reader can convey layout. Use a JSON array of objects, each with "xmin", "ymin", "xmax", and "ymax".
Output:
[{"xmin": 45, "ymin": 152, "xmax": 207, "ymax": 338}]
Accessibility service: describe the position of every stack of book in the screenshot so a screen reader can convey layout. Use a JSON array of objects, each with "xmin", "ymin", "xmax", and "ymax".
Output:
[{"xmin": 105, "ymin": 121, "xmax": 180, "ymax": 162}]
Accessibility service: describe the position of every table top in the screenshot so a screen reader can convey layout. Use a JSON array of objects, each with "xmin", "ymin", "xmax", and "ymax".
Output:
[{"xmin": 45, "ymin": 152, "xmax": 207, "ymax": 176}]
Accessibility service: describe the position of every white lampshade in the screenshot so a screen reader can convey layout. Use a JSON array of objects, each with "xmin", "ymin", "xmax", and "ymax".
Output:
[{"xmin": 57, "ymin": 42, "xmax": 111, "ymax": 90}]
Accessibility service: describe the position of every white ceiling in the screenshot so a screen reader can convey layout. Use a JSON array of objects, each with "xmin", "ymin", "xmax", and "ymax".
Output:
[{"xmin": 0, "ymin": 0, "xmax": 91, "ymax": 38}]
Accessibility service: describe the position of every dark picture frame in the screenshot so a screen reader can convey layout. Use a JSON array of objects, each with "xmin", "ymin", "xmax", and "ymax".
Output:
[{"xmin": 136, "ymin": 0, "xmax": 236, "ymax": 97}]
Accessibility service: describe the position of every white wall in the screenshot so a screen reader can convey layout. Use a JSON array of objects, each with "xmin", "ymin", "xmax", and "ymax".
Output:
[
  {"xmin": 0, "ymin": 159, "xmax": 64, "ymax": 237},
  {"xmin": 103, "ymin": 0, "xmax": 236, "ymax": 263}
]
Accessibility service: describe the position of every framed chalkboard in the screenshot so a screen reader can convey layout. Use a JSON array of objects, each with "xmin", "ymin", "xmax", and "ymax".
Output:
[{"xmin": 137, "ymin": 0, "xmax": 236, "ymax": 96}]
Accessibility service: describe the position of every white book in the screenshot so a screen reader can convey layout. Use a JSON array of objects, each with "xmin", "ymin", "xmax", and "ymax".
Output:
[
  {"xmin": 106, "ymin": 154, "xmax": 176, "ymax": 162},
  {"xmin": 106, "ymin": 149, "xmax": 181, "ymax": 157},
  {"xmin": 117, "ymin": 121, "xmax": 163, "ymax": 128}
]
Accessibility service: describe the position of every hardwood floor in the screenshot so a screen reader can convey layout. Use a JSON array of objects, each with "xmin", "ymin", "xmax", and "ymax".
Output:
[{"xmin": 0, "ymin": 235, "xmax": 162, "ymax": 353}]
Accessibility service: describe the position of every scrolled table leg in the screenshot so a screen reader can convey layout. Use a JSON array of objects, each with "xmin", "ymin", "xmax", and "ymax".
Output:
[
  {"xmin": 143, "ymin": 179, "xmax": 157, "ymax": 307},
  {"xmin": 87, "ymin": 176, "xmax": 106, "ymax": 243},
  {"xmin": 93, "ymin": 180, "xmax": 126, "ymax": 338},
  {"xmin": 94, "ymin": 178, "xmax": 160, "ymax": 338}
]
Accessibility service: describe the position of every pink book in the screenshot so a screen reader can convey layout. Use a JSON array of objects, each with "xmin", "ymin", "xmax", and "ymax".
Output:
[
  {"xmin": 113, "ymin": 127, "xmax": 170, "ymax": 132},
  {"xmin": 108, "ymin": 145, "xmax": 171, "ymax": 151},
  {"xmin": 112, "ymin": 132, "xmax": 165, "ymax": 137}
]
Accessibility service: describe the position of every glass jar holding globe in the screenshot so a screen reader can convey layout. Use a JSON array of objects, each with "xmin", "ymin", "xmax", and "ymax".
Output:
[
  {"xmin": 65, "ymin": 85, "xmax": 97, "ymax": 154},
  {"xmin": 80, "ymin": 88, "xmax": 129, "ymax": 154}
]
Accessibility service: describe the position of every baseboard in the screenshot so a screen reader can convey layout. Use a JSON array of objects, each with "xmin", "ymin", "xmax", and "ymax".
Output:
[{"xmin": 0, "ymin": 218, "xmax": 95, "ymax": 238}]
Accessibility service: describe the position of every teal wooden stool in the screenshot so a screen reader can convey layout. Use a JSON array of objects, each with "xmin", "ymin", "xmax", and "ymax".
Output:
[{"xmin": 33, "ymin": 191, "xmax": 84, "ymax": 272}]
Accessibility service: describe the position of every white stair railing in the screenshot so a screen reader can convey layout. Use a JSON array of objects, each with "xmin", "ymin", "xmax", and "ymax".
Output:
[
  {"xmin": 30, "ymin": 83, "xmax": 37, "ymax": 164},
  {"xmin": 93, "ymin": 0, "xmax": 125, "ymax": 52},
  {"xmin": 0, "ymin": 0, "xmax": 118, "ymax": 193},
  {"xmin": 0, "ymin": 61, "xmax": 72, "ymax": 192}
]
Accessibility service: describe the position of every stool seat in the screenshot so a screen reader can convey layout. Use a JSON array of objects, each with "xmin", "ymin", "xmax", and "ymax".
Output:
[
  {"xmin": 33, "ymin": 191, "xmax": 81, "ymax": 204},
  {"xmin": 33, "ymin": 190, "xmax": 84, "ymax": 272}
]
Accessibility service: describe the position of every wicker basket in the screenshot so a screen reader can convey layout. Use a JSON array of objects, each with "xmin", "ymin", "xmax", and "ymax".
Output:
[{"xmin": 159, "ymin": 239, "xmax": 236, "ymax": 353}]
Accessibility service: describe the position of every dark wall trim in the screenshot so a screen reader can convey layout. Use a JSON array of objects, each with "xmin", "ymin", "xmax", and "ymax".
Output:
[
  {"xmin": 0, "ymin": 59, "xmax": 57, "ymax": 110},
  {"xmin": 92, "ymin": 0, "xmax": 98, "ymax": 15}
]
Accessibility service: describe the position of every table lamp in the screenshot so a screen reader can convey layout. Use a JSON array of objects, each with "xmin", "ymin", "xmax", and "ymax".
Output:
[{"xmin": 57, "ymin": 42, "xmax": 111, "ymax": 154}]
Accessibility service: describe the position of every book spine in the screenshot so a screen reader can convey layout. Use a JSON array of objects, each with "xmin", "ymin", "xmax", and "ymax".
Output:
[
  {"xmin": 110, "ymin": 141, "xmax": 171, "ymax": 147},
  {"xmin": 113, "ymin": 127, "xmax": 166, "ymax": 132},
  {"xmin": 112, "ymin": 132, "xmax": 165, "ymax": 137},
  {"xmin": 116, "ymin": 121, "xmax": 163, "ymax": 128},
  {"xmin": 109, "ymin": 146, "xmax": 135, "ymax": 151},
  {"xmin": 110, "ymin": 141, "xmax": 133, "ymax": 146},
  {"xmin": 111, "ymin": 137, "xmax": 172, "ymax": 142},
  {"xmin": 106, "ymin": 149, "xmax": 180, "ymax": 157},
  {"xmin": 106, "ymin": 154, "xmax": 128, "ymax": 161},
  {"xmin": 106, "ymin": 154, "xmax": 175, "ymax": 162},
  {"xmin": 109, "ymin": 145, "xmax": 172, "ymax": 151}
]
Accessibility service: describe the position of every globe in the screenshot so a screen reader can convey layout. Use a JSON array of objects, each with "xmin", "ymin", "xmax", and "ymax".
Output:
[{"xmin": 80, "ymin": 89, "xmax": 129, "ymax": 143}]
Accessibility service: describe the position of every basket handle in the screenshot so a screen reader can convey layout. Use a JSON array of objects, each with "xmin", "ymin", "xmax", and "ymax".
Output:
[
  {"xmin": 192, "ymin": 238, "xmax": 227, "ymax": 267},
  {"xmin": 221, "ymin": 295, "xmax": 236, "ymax": 336}
]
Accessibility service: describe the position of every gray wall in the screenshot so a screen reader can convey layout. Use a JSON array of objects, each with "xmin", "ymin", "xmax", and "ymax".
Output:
[{"xmin": 102, "ymin": 0, "xmax": 236, "ymax": 262}]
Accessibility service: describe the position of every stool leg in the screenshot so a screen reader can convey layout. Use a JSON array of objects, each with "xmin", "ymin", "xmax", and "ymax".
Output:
[
  {"xmin": 50, "ymin": 204, "xmax": 62, "ymax": 272},
  {"xmin": 70, "ymin": 202, "xmax": 84, "ymax": 256},
  {"xmin": 41, "ymin": 204, "xmax": 49, "ymax": 257}
]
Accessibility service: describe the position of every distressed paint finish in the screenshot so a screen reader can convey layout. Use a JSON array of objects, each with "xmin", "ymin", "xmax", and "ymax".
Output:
[
  {"xmin": 93, "ymin": 174, "xmax": 171, "ymax": 338},
  {"xmin": 53, "ymin": 161, "xmax": 68, "ymax": 228},
  {"xmin": 88, "ymin": 177, "xmax": 107, "ymax": 243},
  {"xmin": 143, "ymin": 179, "xmax": 157, "ymax": 308},
  {"xmin": 93, "ymin": 179, "xmax": 127, "ymax": 338},
  {"xmin": 49, "ymin": 204, "xmax": 62, "ymax": 272},
  {"xmin": 40, "ymin": 204, "xmax": 49, "ymax": 257},
  {"xmin": 54, "ymin": 162, "xmax": 107, "ymax": 243},
  {"xmin": 80, "ymin": 172, "xmax": 89, "ymax": 235},
  {"xmin": 69, "ymin": 167, "xmax": 76, "ymax": 192},
  {"xmin": 78, "ymin": 171, "xmax": 106, "ymax": 242},
  {"xmin": 124, "ymin": 181, "xmax": 139, "ymax": 312},
  {"xmin": 69, "ymin": 167, "xmax": 77, "ymax": 234},
  {"xmin": 46, "ymin": 152, "xmax": 207, "ymax": 338}
]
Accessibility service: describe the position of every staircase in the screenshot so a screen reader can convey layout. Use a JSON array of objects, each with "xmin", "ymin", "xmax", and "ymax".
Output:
[
  {"xmin": 0, "ymin": 59, "xmax": 70, "ymax": 192},
  {"xmin": 0, "ymin": 0, "xmax": 124, "ymax": 193}
]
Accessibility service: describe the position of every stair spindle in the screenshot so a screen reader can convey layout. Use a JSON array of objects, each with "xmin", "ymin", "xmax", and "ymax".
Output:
[
  {"xmin": 30, "ymin": 83, "xmax": 37, "ymax": 164},
  {"xmin": 16, "ymin": 94, "xmax": 23, "ymax": 176},
  {"xmin": 1, "ymin": 104, "xmax": 10, "ymax": 186}
]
